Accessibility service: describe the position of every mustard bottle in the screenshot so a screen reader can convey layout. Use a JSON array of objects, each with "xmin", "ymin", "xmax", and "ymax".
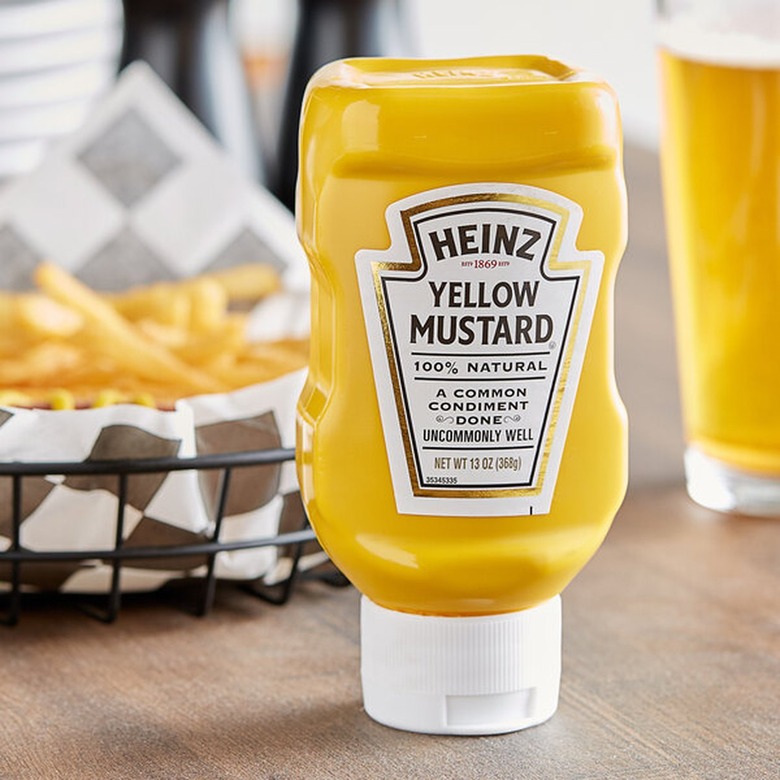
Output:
[{"xmin": 297, "ymin": 55, "xmax": 627, "ymax": 735}]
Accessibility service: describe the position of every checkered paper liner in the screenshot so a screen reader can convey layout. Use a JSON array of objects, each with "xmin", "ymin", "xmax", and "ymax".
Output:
[{"xmin": 0, "ymin": 63, "xmax": 325, "ymax": 594}]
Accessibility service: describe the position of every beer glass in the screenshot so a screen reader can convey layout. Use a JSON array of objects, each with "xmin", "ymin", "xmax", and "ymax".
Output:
[{"xmin": 657, "ymin": 0, "xmax": 780, "ymax": 514}]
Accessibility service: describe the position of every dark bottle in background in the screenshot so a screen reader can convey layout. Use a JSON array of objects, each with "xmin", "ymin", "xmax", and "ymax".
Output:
[
  {"xmin": 271, "ymin": 0, "xmax": 410, "ymax": 211},
  {"xmin": 120, "ymin": 0, "xmax": 263, "ymax": 183}
]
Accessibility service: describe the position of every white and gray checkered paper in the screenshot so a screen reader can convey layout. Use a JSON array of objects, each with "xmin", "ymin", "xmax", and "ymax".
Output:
[{"xmin": 0, "ymin": 63, "xmax": 320, "ymax": 594}]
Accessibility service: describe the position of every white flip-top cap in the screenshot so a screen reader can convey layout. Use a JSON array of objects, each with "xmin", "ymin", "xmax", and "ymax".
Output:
[{"xmin": 360, "ymin": 595, "xmax": 561, "ymax": 735}]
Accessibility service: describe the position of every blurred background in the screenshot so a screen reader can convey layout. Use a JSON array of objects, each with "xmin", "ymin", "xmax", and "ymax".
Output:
[
  {"xmin": 235, "ymin": 0, "xmax": 659, "ymax": 149},
  {"xmin": 0, "ymin": 0, "xmax": 659, "ymax": 199}
]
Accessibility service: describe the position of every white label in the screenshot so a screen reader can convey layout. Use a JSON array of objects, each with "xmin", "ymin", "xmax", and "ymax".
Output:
[{"xmin": 356, "ymin": 184, "xmax": 603, "ymax": 517}]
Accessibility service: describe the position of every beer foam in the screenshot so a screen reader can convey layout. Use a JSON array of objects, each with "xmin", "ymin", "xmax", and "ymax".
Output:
[{"xmin": 658, "ymin": 14, "xmax": 780, "ymax": 68}]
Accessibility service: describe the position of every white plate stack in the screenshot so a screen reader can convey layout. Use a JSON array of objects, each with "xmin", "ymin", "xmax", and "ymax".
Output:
[{"xmin": 0, "ymin": 0, "xmax": 123, "ymax": 183}]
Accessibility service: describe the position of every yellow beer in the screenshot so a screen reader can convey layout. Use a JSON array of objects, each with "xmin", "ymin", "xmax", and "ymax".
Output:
[{"xmin": 659, "ymin": 34, "xmax": 780, "ymax": 475}]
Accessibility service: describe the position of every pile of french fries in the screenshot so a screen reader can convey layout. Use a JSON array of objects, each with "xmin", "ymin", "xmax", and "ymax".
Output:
[{"xmin": 0, "ymin": 262, "xmax": 308, "ymax": 409}]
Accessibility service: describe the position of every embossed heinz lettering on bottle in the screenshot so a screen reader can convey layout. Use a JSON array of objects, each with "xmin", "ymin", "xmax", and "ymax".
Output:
[{"xmin": 357, "ymin": 184, "xmax": 602, "ymax": 516}]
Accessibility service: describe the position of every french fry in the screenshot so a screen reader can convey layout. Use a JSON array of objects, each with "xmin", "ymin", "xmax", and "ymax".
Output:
[
  {"xmin": 16, "ymin": 294, "xmax": 83, "ymax": 338},
  {"xmin": 0, "ymin": 337, "xmax": 25, "ymax": 358},
  {"xmin": 0, "ymin": 290, "xmax": 15, "ymax": 320},
  {"xmin": 1, "ymin": 263, "xmax": 306, "ymax": 409},
  {"xmin": 203, "ymin": 263, "xmax": 282, "ymax": 303},
  {"xmin": 173, "ymin": 316, "xmax": 247, "ymax": 364},
  {"xmin": 0, "ymin": 342, "xmax": 84, "ymax": 385},
  {"xmin": 204, "ymin": 359, "xmax": 284, "ymax": 390},
  {"xmin": 184, "ymin": 277, "xmax": 228, "ymax": 333},
  {"xmin": 35, "ymin": 263, "xmax": 225, "ymax": 395},
  {"xmin": 134, "ymin": 319, "xmax": 189, "ymax": 348},
  {"xmin": 241, "ymin": 337, "xmax": 310, "ymax": 363},
  {"xmin": 111, "ymin": 283, "xmax": 191, "ymax": 327},
  {"xmin": 208, "ymin": 338, "xmax": 308, "ymax": 390},
  {"xmin": 0, "ymin": 389, "xmax": 34, "ymax": 408}
]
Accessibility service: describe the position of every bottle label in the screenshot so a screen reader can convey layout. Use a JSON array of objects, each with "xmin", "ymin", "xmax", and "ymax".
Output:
[{"xmin": 356, "ymin": 184, "xmax": 603, "ymax": 516}]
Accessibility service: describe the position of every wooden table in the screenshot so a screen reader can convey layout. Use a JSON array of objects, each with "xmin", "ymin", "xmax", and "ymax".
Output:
[{"xmin": 1, "ymin": 146, "xmax": 778, "ymax": 779}]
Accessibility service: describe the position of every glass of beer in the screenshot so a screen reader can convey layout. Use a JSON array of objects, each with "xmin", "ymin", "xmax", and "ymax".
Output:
[{"xmin": 657, "ymin": 0, "xmax": 780, "ymax": 514}]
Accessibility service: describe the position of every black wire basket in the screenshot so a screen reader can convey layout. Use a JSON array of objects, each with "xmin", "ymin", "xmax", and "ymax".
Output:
[{"xmin": 0, "ymin": 446, "xmax": 346, "ymax": 626}]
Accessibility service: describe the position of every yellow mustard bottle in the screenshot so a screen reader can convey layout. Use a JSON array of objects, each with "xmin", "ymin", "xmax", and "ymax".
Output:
[{"xmin": 297, "ymin": 55, "xmax": 627, "ymax": 735}]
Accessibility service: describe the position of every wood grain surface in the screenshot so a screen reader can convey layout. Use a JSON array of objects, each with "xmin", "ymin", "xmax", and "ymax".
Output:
[{"xmin": 0, "ymin": 146, "xmax": 778, "ymax": 780}]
